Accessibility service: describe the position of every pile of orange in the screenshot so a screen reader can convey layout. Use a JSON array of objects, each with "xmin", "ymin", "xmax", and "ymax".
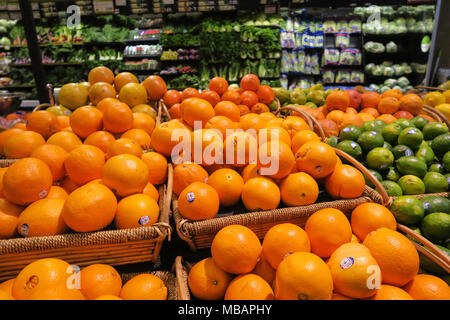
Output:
[
  {"xmin": 0, "ymin": 66, "xmax": 169, "ymax": 240},
  {"xmin": 187, "ymin": 204, "xmax": 450, "ymax": 300},
  {"xmin": 0, "ymin": 259, "xmax": 167, "ymax": 300}
]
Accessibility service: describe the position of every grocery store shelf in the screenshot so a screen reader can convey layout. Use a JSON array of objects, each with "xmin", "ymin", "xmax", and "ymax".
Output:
[
  {"xmin": 124, "ymin": 38, "xmax": 160, "ymax": 44},
  {"xmin": 83, "ymin": 41, "xmax": 126, "ymax": 46},
  {"xmin": 11, "ymin": 62, "xmax": 82, "ymax": 67},
  {"xmin": 2, "ymin": 84, "xmax": 35, "ymax": 89},
  {"xmin": 123, "ymin": 54, "xmax": 162, "ymax": 59}
]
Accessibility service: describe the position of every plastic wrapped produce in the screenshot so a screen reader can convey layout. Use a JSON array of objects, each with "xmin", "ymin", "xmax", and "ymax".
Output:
[
  {"xmin": 384, "ymin": 78, "xmax": 397, "ymax": 88},
  {"xmin": 323, "ymin": 19, "xmax": 336, "ymax": 33},
  {"xmin": 365, "ymin": 63, "xmax": 376, "ymax": 74},
  {"xmin": 339, "ymin": 48, "xmax": 362, "ymax": 65},
  {"xmin": 397, "ymin": 77, "xmax": 410, "ymax": 87},
  {"xmin": 323, "ymin": 70, "xmax": 335, "ymax": 84},
  {"xmin": 323, "ymin": 48, "xmax": 340, "ymax": 65},
  {"xmin": 384, "ymin": 67, "xmax": 394, "ymax": 77},
  {"xmin": 386, "ymin": 41, "xmax": 398, "ymax": 53},
  {"xmin": 372, "ymin": 65, "xmax": 383, "ymax": 76},
  {"xmin": 380, "ymin": 86, "xmax": 391, "ymax": 93},
  {"xmin": 393, "ymin": 64, "xmax": 404, "ymax": 76},
  {"xmin": 364, "ymin": 41, "xmax": 385, "ymax": 53},
  {"xmin": 311, "ymin": 54, "xmax": 320, "ymax": 75},
  {"xmin": 369, "ymin": 83, "xmax": 380, "ymax": 92},
  {"xmin": 349, "ymin": 19, "xmax": 362, "ymax": 33},
  {"xmin": 351, "ymin": 71, "xmax": 364, "ymax": 83},
  {"xmin": 336, "ymin": 70, "xmax": 351, "ymax": 83},
  {"xmin": 297, "ymin": 50, "xmax": 306, "ymax": 74},
  {"xmin": 335, "ymin": 33, "xmax": 350, "ymax": 48},
  {"xmin": 337, "ymin": 20, "xmax": 348, "ymax": 33}
]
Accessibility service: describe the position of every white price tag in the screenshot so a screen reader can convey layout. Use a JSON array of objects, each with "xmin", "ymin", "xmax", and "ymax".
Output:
[
  {"xmin": 93, "ymin": 0, "xmax": 114, "ymax": 13},
  {"xmin": 163, "ymin": 0, "xmax": 175, "ymax": 4},
  {"xmin": 115, "ymin": 0, "xmax": 126, "ymax": 6}
]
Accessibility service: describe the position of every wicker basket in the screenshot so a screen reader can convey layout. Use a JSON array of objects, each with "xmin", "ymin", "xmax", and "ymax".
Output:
[
  {"xmin": 121, "ymin": 269, "xmax": 179, "ymax": 300},
  {"xmin": 0, "ymin": 164, "xmax": 174, "ymax": 282},
  {"xmin": 172, "ymin": 256, "xmax": 191, "ymax": 300}
]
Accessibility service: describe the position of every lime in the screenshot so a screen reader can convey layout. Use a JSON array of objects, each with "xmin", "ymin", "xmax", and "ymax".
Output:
[
  {"xmin": 364, "ymin": 169, "xmax": 383, "ymax": 188},
  {"xmin": 385, "ymin": 166, "xmax": 401, "ymax": 181},
  {"xmin": 357, "ymin": 130, "xmax": 384, "ymax": 152},
  {"xmin": 415, "ymin": 143, "xmax": 435, "ymax": 166},
  {"xmin": 421, "ymin": 212, "xmax": 450, "ymax": 241},
  {"xmin": 362, "ymin": 119, "xmax": 386, "ymax": 133},
  {"xmin": 423, "ymin": 172, "xmax": 449, "ymax": 193},
  {"xmin": 411, "ymin": 116, "xmax": 429, "ymax": 130},
  {"xmin": 397, "ymin": 127, "xmax": 424, "ymax": 149},
  {"xmin": 382, "ymin": 123, "xmax": 403, "ymax": 144},
  {"xmin": 396, "ymin": 156, "xmax": 428, "ymax": 178},
  {"xmin": 390, "ymin": 195, "xmax": 425, "ymax": 225},
  {"xmin": 339, "ymin": 125, "xmax": 362, "ymax": 141},
  {"xmin": 443, "ymin": 151, "xmax": 450, "ymax": 172},
  {"xmin": 398, "ymin": 175, "xmax": 426, "ymax": 195},
  {"xmin": 419, "ymin": 244, "xmax": 450, "ymax": 275},
  {"xmin": 366, "ymin": 147, "xmax": 394, "ymax": 171},
  {"xmin": 395, "ymin": 119, "xmax": 415, "ymax": 130},
  {"xmin": 429, "ymin": 163, "xmax": 445, "ymax": 174},
  {"xmin": 305, "ymin": 102, "xmax": 317, "ymax": 109},
  {"xmin": 383, "ymin": 141, "xmax": 393, "ymax": 151},
  {"xmin": 326, "ymin": 136, "xmax": 339, "ymax": 147},
  {"xmin": 381, "ymin": 180, "xmax": 403, "ymax": 196},
  {"xmin": 336, "ymin": 140, "xmax": 363, "ymax": 161},
  {"xmin": 392, "ymin": 145, "xmax": 414, "ymax": 159},
  {"xmin": 421, "ymin": 196, "xmax": 450, "ymax": 215},
  {"xmin": 431, "ymin": 133, "xmax": 450, "ymax": 156},
  {"xmin": 422, "ymin": 122, "xmax": 449, "ymax": 140}
]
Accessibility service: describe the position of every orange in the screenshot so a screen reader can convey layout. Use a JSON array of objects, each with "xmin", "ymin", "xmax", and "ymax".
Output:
[
  {"xmin": 13, "ymin": 122, "xmax": 27, "ymax": 130},
  {"xmin": 114, "ymin": 72, "xmax": 138, "ymax": 93},
  {"xmin": 209, "ymin": 77, "xmax": 229, "ymax": 96},
  {"xmin": 17, "ymin": 198, "xmax": 67, "ymax": 237},
  {"xmin": 60, "ymin": 176, "xmax": 81, "ymax": 194},
  {"xmin": 84, "ymin": 131, "xmax": 116, "ymax": 153},
  {"xmin": 240, "ymin": 74, "xmax": 260, "ymax": 92},
  {"xmin": 58, "ymin": 83, "xmax": 89, "ymax": 110},
  {"xmin": 358, "ymin": 112, "xmax": 376, "ymax": 123},
  {"xmin": 252, "ymin": 255, "xmax": 276, "ymax": 286},
  {"xmin": 180, "ymin": 97, "xmax": 215, "ymax": 128},
  {"xmin": 188, "ymin": 257, "xmax": 233, "ymax": 300},
  {"xmin": 119, "ymin": 82, "xmax": 148, "ymax": 107},
  {"xmin": 257, "ymin": 85, "xmax": 275, "ymax": 104},
  {"xmin": 291, "ymin": 130, "xmax": 320, "ymax": 153},
  {"xmin": 223, "ymin": 131, "xmax": 258, "ymax": 167},
  {"xmin": 30, "ymin": 144, "xmax": 68, "ymax": 182},
  {"xmin": 180, "ymin": 87, "xmax": 201, "ymax": 101},
  {"xmin": 3, "ymin": 130, "xmax": 45, "ymax": 159},
  {"xmin": 262, "ymin": 223, "xmax": 311, "ymax": 269},
  {"xmin": 274, "ymin": 251, "xmax": 333, "ymax": 300},
  {"xmin": 211, "ymin": 225, "xmax": 261, "ymax": 274},
  {"xmin": 142, "ymin": 182, "xmax": 159, "ymax": 202},
  {"xmin": 363, "ymin": 228, "xmax": 419, "ymax": 287},
  {"xmin": 214, "ymin": 100, "xmax": 240, "ymax": 122},
  {"xmin": 360, "ymin": 107, "xmax": 380, "ymax": 118},
  {"xmin": 205, "ymin": 115, "xmax": 237, "ymax": 139},
  {"xmin": 80, "ymin": 264, "xmax": 122, "ymax": 300},
  {"xmin": 318, "ymin": 118, "xmax": 339, "ymax": 137},
  {"xmin": 367, "ymin": 284, "xmax": 413, "ymax": 300},
  {"xmin": 0, "ymin": 198, "xmax": 23, "ymax": 239},
  {"xmin": 345, "ymin": 107, "xmax": 358, "ymax": 114},
  {"xmin": 3, "ymin": 158, "xmax": 52, "ymax": 206},
  {"xmin": 0, "ymin": 279, "xmax": 15, "ymax": 297},
  {"xmin": 222, "ymin": 89, "xmax": 241, "ymax": 105},
  {"xmin": 177, "ymin": 182, "xmax": 219, "ymax": 220},
  {"xmin": 121, "ymin": 129, "xmax": 151, "ymax": 150},
  {"xmin": 325, "ymin": 91, "xmax": 350, "ymax": 111},
  {"xmin": 381, "ymin": 88, "xmax": 403, "ymax": 100},
  {"xmin": 0, "ymin": 289, "xmax": 13, "ymax": 300},
  {"xmin": 0, "ymin": 167, "xmax": 7, "ymax": 197},
  {"xmin": 361, "ymin": 91, "xmax": 381, "ymax": 109},
  {"xmin": 376, "ymin": 114, "xmax": 397, "ymax": 124},
  {"xmin": 325, "ymin": 164, "xmax": 365, "ymax": 199},
  {"xmin": 281, "ymin": 116, "xmax": 310, "ymax": 138},
  {"xmin": 69, "ymin": 106, "xmax": 103, "ymax": 138},
  {"xmin": 26, "ymin": 110, "xmax": 59, "ymax": 139},
  {"xmin": 257, "ymin": 141, "xmax": 295, "ymax": 180},
  {"xmin": 259, "ymin": 112, "xmax": 276, "ymax": 122},
  {"xmin": 103, "ymin": 101, "xmax": 133, "ymax": 134},
  {"xmin": 332, "ymin": 292, "xmax": 353, "ymax": 300},
  {"xmin": 305, "ymin": 208, "xmax": 352, "ymax": 258},
  {"xmin": 168, "ymin": 104, "xmax": 181, "ymax": 119},
  {"xmin": 241, "ymin": 177, "xmax": 280, "ymax": 211},
  {"xmin": 241, "ymin": 163, "xmax": 261, "ymax": 182},
  {"xmin": 62, "ymin": 183, "xmax": 117, "ymax": 232},
  {"xmin": 150, "ymin": 119, "xmax": 193, "ymax": 157},
  {"xmin": 46, "ymin": 186, "xmax": 69, "ymax": 200},
  {"xmin": 96, "ymin": 97, "xmax": 120, "ymax": 113},
  {"xmin": 207, "ymin": 168, "xmax": 244, "ymax": 207},
  {"xmin": 26, "ymin": 282, "xmax": 86, "ymax": 300},
  {"xmin": 280, "ymin": 172, "xmax": 319, "ymax": 207},
  {"xmin": 351, "ymin": 203, "xmax": 397, "ymax": 241},
  {"xmin": 163, "ymin": 90, "xmax": 182, "ymax": 108},
  {"xmin": 12, "ymin": 258, "xmax": 71, "ymax": 300},
  {"xmin": 56, "ymin": 115, "xmax": 70, "ymax": 131},
  {"xmin": 200, "ymin": 90, "xmax": 221, "ymax": 107},
  {"xmin": 258, "ymin": 125, "xmax": 291, "ymax": 147},
  {"xmin": 64, "ymin": 145, "xmax": 105, "ymax": 185},
  {"xmin": 102, "ymin": 154, "xmax": 149, "ymax": 197},
  {"xmin": 47, "ymin": 131, "xmax": 82, "ymax": 152},
  {"xmin": 141, "ymin": 152, "xmax": 168, "ymax": 185},
  {"xmin": 238, "ymin": 104, "xmax": 250, "ymax": 116},
  {"xmin": 142, "ymin": 75, "xmax": 167, "ymax": 101},
  {"xmin": 251, "ymin": 103, "xmax": 270, "ymax": 114},
  {"xmin": 351, "ymin": 233, "xmax": 360, "ymax": 243},
  {"xmin": 106, "ymin": 138, "xmax": 143, "ymax": 159},
  {"xmin": 89, "ymin": 82, "xmax": 116, "ymax": 106},
  {"xmin": 173, "ymin": 162, "xmax": 209, "ymax": 196},
  {"xmin": 132, "ymin": 112, "xmax": 156, "ymax": 135},
  {"xmin": 115, "ymin": 193, "xmax": 159, "ymax": 229},
  {"xmin": 399, "ymin": 94, "xmax": 423, "ymax": 115},
  {"xmin": 340, "ymin": 113, "xmax": 364, "ymax": 129},
  {"xmin": 403, "ymin": 274, "xmax": 450, "ymax": 300},
  {"xmin": 88, "ymin": 66, "xmax": 114, "ymax": 84},
  {"xmin": 0, "ymin": 128, "xmax": 24, "ymax": 156},
  {"xmin": 240, "ymin": 90, "xmax": 259, "ymax": 108},
  {"xmin": 95, "ymin": 295, "xmax": 122, "ymax": 300},
  {"xmin": 378, "ymin": 97, "xmax": 400, "ymax": 114},
  {"xmin": 224, "ymin": 274, "xmax": 274, "ymax": 300},
  {"xmin": 327, "ymin": 243, "xmax": 380, "ymax": 299},
  {"xmin": 238, "ymin": 113, "xmax": 265, "ymax": 131},
  {"xmin": 191, "ymin": 129, "xmax": 223, "ymax": 166},
  {"xmin": 295, "ymin": 141, "xmax": 337, "ymax": 179},
  {"xmin": 120, "ymin": 274, "xmax": 167, "ymax": 300}
]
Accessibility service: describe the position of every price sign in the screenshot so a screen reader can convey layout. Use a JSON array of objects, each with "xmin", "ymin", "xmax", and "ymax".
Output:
[
  {"xmin": 115, "ymin": 0, "xmax": 126, "ymax": 6},
  {"xmin": 264, "ymin": 5, "xmax": 276, "ymax": 14},
  {"xmin": 163, "ymin": 0, "xmax": 175, "ymax": 4},
  {"xmin": 93, "ymin": 0, "xmax": 114, "ymax": 13}
]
